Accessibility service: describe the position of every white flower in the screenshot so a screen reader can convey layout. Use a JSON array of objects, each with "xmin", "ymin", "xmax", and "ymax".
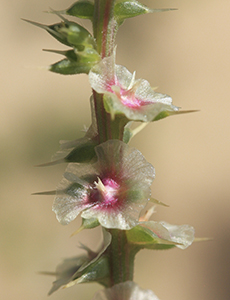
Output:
[
  {"xmin": 53, "ymin": 140, "xmax": 155, "ymax": 229},
  {"xmin": 89, "ymin": 52, "xmax": 178, "ymax": 121}
]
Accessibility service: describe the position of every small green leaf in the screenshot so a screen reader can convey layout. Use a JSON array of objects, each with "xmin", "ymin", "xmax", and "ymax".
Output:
[
  {"xmin": 50, "ymin": 58, "xmax": 89, "ymax": 75},
  {"xmin": 65, "ymin": 141, "xmax": 97, "ymax": 163},
  {"xmin": 71, "ymin": 218, "xmax": 100, "ymax": 236},
  {"xmin": 65, "ymin": 0, "xmax": 94, "ymax": 20},
  {"xmin": 46, "ymin": 46, "xmax": 100, "ymax": 75},
  {"xmin": 113, "ymin": 1, "xmax": 177, "ymax": 25},
  {"xmin": 127, "ymin": 225, "xmax": 157, "ymax": 244},
  {"xmin": 114, "ymin": 0, "xmax": 152, "ymax": 24},
  {"xmin": 81, "ymin": 218, "xmax": 100, "ymax": 229},
  {"xmin": 49, "ymin": 48, "xmax": 100, "ymax": 75},
  {"xmin": 114, "ymin": 0, "xmax": 151, "ymax": 18}
]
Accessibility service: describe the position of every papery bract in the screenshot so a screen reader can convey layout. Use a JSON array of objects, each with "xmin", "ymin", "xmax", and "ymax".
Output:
[
  {"xmin": 92, "ymin": 281, "xmax": 160, "ymax": 300},
  {"xmin": 47, "ymin": 230, "xmax": 111, "ymax": 294},
  {"xmin": 36, "ymin": 96, "xmax": 99, "ymax": 167},
  {"xmin": 89, "ymin": 53, "xmax": 178, "ymax": 121},
  {"xmin": 52, "ymin": 139, "xmax": 155, "ymax": 229},
  {"xmin": 139, "ymin": 220, "xmax": 195, "ymax": 249}
]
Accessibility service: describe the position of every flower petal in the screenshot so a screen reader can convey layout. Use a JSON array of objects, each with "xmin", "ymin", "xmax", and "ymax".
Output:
[
  {"xmin": 80, "ymin": 140, "xmax": 155, "ymax": 229},
  {"xmin": 141, "ymin": 221, "xmax": 195, "ymax": 249},
  {"xmin": 158, "ymin": 221, "xmax": 195, "ymax": 249},
  {"xmin": 89, "ymin": 53, "xmax": 178, "ymax": 122},
  {"xmin": 92, "ymin": 281, "xmax": 160, "ymax": 300},
  {"xmin": 53, "ymin": 140, "xmax": 155, "ymax": 229}
]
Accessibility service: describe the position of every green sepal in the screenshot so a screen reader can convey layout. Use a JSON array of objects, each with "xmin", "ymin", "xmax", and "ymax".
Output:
[
  {"xmin": 150, "ymin": 197, "xmax": 169, "ymax": 207},
  {"xmin": 126, "ymin": 224, "xmax": 177, "ymax": 250},
  {"xmin": 65, "ymin": 141, "xmax": 98, "ymax": 163},
  {"xmin": 70, "ymin": 218, "xmax": 100, "ymax": 236},
  {"xmin": 153, "ymin": 109, "xmax": 199, "ymax": 122},
  {"xmin": 81, "ymin": 217, "xmax": 100, "ymax": 230},
  {"xmin": 35, "ymin": 138, "xmax": 98, "ymax": 166},
  {"xmin": 49, "ymin": 48, "xmax": 100, "ymax": 75},
  {"xmin": 123, "ymin": 122, "xmax": 133, "ymax": 143},
  {"xmin": 62, "ymin": 0, "xmax": 94, "ymax": 20}
]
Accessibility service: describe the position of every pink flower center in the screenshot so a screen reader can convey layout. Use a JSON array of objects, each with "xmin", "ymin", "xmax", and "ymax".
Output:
[
  {"xmin": 106, "ymin": 78, "xmax": 151, "ymax": 109},
  {"xmin": 90, "ymin": 177, "xmax": 120, "ymax": 207}
]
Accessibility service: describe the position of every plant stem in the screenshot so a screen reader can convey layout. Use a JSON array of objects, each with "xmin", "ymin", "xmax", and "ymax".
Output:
[
  {"xmin": 93, "ymin": 0, "xmax": 117, "ymax": 58},
  {"xmin": 106, "ymin": 229, "xmax": 137, "ymax": 286},
  {"xmin": 92, "ymin": 0, "xmax": 123, "ymax": 143},
  {"xmin": 92, "ymin": 2, "xmax": 136, "ymax": 285}
]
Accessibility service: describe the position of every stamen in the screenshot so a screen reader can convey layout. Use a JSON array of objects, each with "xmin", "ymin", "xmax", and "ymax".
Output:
[{"xmin": 94, "ymin": 177, "xmax": 107, "ymax": 193}]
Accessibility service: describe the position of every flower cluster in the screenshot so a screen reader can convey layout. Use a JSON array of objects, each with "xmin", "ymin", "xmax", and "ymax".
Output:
[{"xmin": 30, "ymin": 1, "xmax": 196, "ymax": 299}]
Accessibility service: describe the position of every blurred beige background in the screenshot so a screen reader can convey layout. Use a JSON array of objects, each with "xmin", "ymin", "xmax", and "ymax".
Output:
[{"xmin": 1, "ymin": 0, "xmax": 229, "ymax": 299}]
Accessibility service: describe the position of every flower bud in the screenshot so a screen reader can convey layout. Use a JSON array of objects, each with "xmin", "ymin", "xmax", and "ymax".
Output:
[{"xmin": 23, "ymin": 17, "xmax": 96, "ymax": 50}]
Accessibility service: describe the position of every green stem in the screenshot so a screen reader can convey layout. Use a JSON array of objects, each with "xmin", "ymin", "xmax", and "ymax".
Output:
[
  {"xmin": 91, "ymin": 1, "xmax": 137, "ymax": 287},
  {"xmin": 93, "ymin": 90, "xmax": 127, "ymax": 142},
  {"xmin": 106, "ymin": 229, "xmax": 137, "ymax": 286},
  {"xmin": 93, "ymin": 0, "xmax": 117, "ymax": 58},
  {"xmin": 92, "ymin": 0, "xmax": 124, "ymax": 142}
]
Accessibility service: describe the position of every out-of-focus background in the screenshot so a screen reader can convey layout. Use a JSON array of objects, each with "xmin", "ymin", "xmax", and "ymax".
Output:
[{"xmin": 1, "ymin": 0, "xmax": 229, "ymax": 299}]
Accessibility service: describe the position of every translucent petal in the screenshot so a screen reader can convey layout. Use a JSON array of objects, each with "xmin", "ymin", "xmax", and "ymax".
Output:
[
  {"xmin": 92, "ymin": 281, "xmax": 160, "ymax": 300},
  {"xmin": 52, "ymin": 174, "xmax": 93, "ymax": 225},
  {"xmin": 53, "ymin": 140, "xmax": 155, "ymax": 229},
  {"xmin": 159, "ymin": 221, "xmax": 195, "ymax": 249},
  {"xmin": 48, "ymin": 255, "xmax": 89, "ymax": 295},
  {"xmin": 89, "ymin": 53, "xmax": 178, "ymax": 122},
  {"xmin": 48, "ymin": 230, "xmax": 111, "ymax": 294},
  {"xmin": 141, "ymin": 221, "xmax": 195, "ymax": 249}
]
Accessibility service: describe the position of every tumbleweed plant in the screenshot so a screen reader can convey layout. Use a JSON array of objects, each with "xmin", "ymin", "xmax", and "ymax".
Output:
[{"xmin": 27, "ymin": 1, "xmax": 197, "ymax": 299}]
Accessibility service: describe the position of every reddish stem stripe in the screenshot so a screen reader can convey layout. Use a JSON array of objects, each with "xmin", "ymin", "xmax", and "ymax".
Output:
[{"xmin": 101, "ymin": 1, "xmax": 113, "ymax": 58}]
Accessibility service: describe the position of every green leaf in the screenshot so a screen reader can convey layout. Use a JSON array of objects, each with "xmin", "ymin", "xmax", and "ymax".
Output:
[
  {"xmin": 113, "ymin": 1, "xmax": 177, "ymax": 25},
  {"xmin": 114, "ymin": 0, "xmax": 152, "ymax": 24},
  {"xmin": 49, "ymin": 48, "xmax": 100, "ymax": 75},
  {"xmin": 65, "ymin": 0, "xmax": 94, "ymax": 20},
  {"xmin": 65, "ymin": 141, "xmax": 97, "ymax": 163},
  {"xmin": 50, "ymin": 58, "xmax": 89, "ymax": 75}
]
